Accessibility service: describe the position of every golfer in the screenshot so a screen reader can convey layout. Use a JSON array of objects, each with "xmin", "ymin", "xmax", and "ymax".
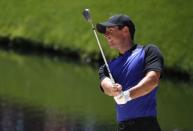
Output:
[{"xmin": 96, "ymin": 14, "xmax": 164, "ymax": 131}]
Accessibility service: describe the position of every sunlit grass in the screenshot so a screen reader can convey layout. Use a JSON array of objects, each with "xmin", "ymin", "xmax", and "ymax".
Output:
[{"xmin": 0, "ymin": 0, "xmax": 193, "ymax": 74}]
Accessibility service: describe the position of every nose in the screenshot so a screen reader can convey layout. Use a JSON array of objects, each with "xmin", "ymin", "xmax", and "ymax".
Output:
[
  {"xmin": 104, "ymin": 35, "xmax": 111, "ymax": 43},
  {"xmin": 104, "ymin": 34, "xmax": 111, "ymax": 39},
  {"xmin": 104, "ymin": 35, "xmax": 112, "ymax": 43}
]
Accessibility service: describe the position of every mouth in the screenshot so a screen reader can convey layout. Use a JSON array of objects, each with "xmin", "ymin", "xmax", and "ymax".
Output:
[{"xmin": 108, "ymin": 39, "xmax": 113, "ymax": 44}]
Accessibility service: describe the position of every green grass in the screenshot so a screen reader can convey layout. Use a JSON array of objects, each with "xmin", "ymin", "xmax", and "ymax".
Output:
[
  {"xmin": 0, "ymin": 50, "xmax": 193, "ymax": 129},
  {"xmin": 0, "ymin": 50, "xmax": 115, "ymax": 122},
  {"xmin": 0, "ymin": 0, "xmax": 193, "ymax": 74},
  {"xmin": 158, "ymin": 80, "xmax": 193, "ymax": 129}
]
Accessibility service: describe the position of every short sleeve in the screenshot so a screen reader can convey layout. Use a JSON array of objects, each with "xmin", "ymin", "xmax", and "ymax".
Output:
[
  {"xmin": 98, "ymin": 64, "xmax": 109, "ymax": 81},
  {"xmin": 98, "ymin": 64, "xmax": 110, "ymax": 92},
  {"xmin": 144, "ymin": 44, "xmax": 164, "ymax": 74}
]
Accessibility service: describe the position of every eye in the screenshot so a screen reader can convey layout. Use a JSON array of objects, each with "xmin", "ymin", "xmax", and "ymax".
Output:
[
  {"xmin": 104, "ymin": 31, "xmax": 110, "ymax": 36},
  {"xmin": 109, "ymin": 29, "xmax": 113, "ymax": 33}
]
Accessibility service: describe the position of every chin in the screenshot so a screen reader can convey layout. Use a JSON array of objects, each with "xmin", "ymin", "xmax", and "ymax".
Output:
[
  {"xmin": 109, "ymin": 43, "xmax": 115, "ymax": 48},
  {"xmin": 109, "ymin": 45, "xmax": 115, "ymax": 49},
  {"xmin": 110, "ymin": 45, "xmax": 118, "ymax": 49}
]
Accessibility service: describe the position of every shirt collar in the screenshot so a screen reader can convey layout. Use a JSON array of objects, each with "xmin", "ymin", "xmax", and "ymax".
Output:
[{"xmin": 119, "ymin": 44, "xmax": 137, "ymax": 56}]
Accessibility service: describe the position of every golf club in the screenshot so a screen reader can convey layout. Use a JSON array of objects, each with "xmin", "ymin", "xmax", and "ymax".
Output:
[
  {"xmin": 82, "ymin": 8, "xmax": 115, "ymax": 84},
  {"xmin": 82, "ymin": 9, "xmax": 127, "ymax": 104}
]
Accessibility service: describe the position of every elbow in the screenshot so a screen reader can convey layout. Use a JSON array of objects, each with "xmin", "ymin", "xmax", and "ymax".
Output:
[
  {"xmin": 147, "ymin": 77, "xmax": 160, "ymax": 93},
  {"xmin": 144, "ymin": 76, "xmax": 160, "ymax": 94},
  {"xmin": 152, "ymin": 77, "xmax": 159, "ymax": 87},
  {"xmin": 148, "ymin": 71, "xmax": 161, "ymax": 89}
]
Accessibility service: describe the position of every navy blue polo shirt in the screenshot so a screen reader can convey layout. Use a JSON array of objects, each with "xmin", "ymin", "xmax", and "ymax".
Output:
[{"xmin": 98, "ymin": 44, "xmax": 164, "ymax": 122}]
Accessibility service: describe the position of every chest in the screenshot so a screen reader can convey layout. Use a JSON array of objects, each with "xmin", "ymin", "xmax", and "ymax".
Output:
[{"xmin": 109, "ymin": 48, "xmax": 145, "ymax": 86}]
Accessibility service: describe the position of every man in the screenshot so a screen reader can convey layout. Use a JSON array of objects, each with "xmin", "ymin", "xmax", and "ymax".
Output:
[{"xmin": 96, "ymin": 14, "xmax": 164, "ymax": 131}]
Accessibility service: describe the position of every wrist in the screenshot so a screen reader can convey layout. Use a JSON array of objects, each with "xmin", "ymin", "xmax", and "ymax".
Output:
[{"xmin": 124, "ymin": 90, "xmax": 132, "ymax": 101}]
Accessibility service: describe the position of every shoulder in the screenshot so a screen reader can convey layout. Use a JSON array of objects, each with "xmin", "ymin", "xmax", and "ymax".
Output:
[
  {"xmin": 143, "ymin": 44, "xmax": 164, "ymax": 73},
  {"xmin": 143, "ymin": 44, "xmax": 161, "ymax": 53},
  {"xmin": 143, "ymin": 44, "xmax": 163, "ymax": 57}
]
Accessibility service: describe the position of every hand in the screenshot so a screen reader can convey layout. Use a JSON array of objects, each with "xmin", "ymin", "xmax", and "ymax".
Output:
[
  {"xmin": 101, "ymin": 78, "xmax": 122, "ymax": 96},
  {"xmin": 114, "ymin": 90, "xmax": 132, "ymax": 105},
  {"xmin": 111, "ymin": 83, "xmax": 122, "ymax": 96}
]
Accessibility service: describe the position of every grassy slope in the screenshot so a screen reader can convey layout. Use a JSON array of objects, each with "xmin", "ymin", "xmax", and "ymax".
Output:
[
  {"xmin": 0, "ymin": 0, "xmax": 193, "ymax": 73},
  {"xmin": 0, "ymin": 50, "xmax": 115, "ymax": 121},
  {"xmin": 0, "ymin": 51, "xmax": 193, "ymax": 128}
]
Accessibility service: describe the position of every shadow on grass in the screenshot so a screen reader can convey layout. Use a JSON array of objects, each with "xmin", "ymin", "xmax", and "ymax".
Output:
[{"xmin": 0, "ymin": 36, "xmax": 192, "ymax": 85}]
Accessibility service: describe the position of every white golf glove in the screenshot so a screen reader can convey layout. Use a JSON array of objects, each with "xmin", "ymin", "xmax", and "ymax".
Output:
[{"xmin": 114, "ymin": 90, "xmax": 132, "ymax": 105}]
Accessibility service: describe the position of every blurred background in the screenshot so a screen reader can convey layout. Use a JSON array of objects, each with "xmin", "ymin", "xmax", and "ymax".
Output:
[{"xmin": 0, "ymin": 0, "xmax": 193, "ymax": 131}]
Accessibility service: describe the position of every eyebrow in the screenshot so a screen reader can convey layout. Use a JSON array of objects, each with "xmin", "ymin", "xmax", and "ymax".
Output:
[{"xmin": 106, "ymin": 27, "xmax": 119, "ymax": 32}]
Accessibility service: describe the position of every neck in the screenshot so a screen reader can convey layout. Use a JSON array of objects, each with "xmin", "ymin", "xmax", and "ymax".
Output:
[{"xmin": 119, "ymin": 39, "xmax": 133, "ymax": 54}]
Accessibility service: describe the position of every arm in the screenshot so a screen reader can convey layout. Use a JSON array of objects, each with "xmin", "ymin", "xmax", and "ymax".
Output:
[
  {"xmin": 101, "ymin": 77, "xmax": 122, "ymax": 96},
  {"xmin": 98, "ymin": 64, "xmax": 122, "ymax": 96},
  {"xmin": 124, "ymin": 44, "xmax": 164, "ymax": 101},
  {"xmin": 128, "ymin": 71, "xmax": 161, "ymax": 99},
  {"xmin": 99, "ymin": 65, "xmax": 128, "ymax": 104}
]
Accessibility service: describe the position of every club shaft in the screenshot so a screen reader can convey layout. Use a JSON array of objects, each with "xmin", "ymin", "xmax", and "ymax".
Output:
[{"xmin": 89, "ymin": 22, "xmax": 115, "ymax": 84}]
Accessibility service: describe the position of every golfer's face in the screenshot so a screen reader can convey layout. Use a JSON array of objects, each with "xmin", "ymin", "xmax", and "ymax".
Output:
[{"xmin": 104, "ymin": 26, "xmax": 124, "ymax": 48}]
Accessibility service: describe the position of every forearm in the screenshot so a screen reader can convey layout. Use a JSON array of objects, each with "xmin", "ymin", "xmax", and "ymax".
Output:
[
  {"xmin": 129, "ymin": 71, "xmax": 160, "ymax": 99},
  {"xmin": 99, "ymin": 65, "xmax": 113, "ymax": 96},
  {"xmin": 101, "ymin": 77, "xmax": 113, "ymax": 96}
]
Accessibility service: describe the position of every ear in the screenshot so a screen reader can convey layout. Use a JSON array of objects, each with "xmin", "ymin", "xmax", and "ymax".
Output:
[{"xmin": 122, "ymin": 26, "xmax": 130, "ymax": 36}]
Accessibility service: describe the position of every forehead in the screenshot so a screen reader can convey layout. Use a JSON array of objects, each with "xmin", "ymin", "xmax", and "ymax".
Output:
[{"xmin": 106, "ymin": 26, "xmax": 119, "ymax": 30}]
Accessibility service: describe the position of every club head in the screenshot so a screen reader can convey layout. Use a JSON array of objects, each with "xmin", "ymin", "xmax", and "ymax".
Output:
[{"xmin": 82, "ymin": 9, "xmax": 91, "ymax": 22}]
